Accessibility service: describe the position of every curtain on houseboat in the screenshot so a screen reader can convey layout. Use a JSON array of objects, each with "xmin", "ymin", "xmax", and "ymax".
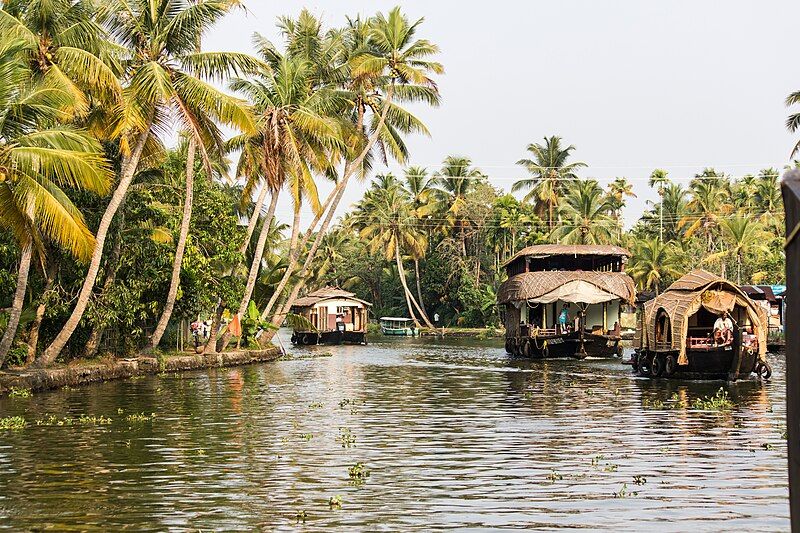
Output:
[{"xmin": 525, "ymin": 280, "xmax": 620, "ymax": 305}]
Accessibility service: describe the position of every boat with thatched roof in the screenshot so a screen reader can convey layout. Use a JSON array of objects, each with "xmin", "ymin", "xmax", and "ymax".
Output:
[
  {"xmin": 498, "ymin": 245, "xmax": 636, "ymax": 358},
  {"xmin": 289, "ymin": 287, "xmax": 371, "ymax": 345},
  {"xmin": 630, "ymin": 270, "xmax": 772, "ymax": 380}
]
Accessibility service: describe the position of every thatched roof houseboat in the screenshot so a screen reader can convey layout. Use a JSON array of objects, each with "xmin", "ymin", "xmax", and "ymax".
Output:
[
  {"xmin": 631, "ymin": 270, "xmax": 771, "ymax": 380},
  {"xmin": 498, "ymin": 245, "xmax": 636, "ymax": 358}
]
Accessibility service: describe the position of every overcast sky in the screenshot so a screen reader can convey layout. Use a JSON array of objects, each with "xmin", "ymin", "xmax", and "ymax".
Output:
[{"xmin": 202, "ymin": 0, "xmax": 798, "ymax": 230}]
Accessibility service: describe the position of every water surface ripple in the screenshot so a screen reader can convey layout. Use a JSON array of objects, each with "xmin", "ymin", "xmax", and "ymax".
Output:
[{"xmin": 0, "ymin": 332, "xmax": 788, "ymax": 531}]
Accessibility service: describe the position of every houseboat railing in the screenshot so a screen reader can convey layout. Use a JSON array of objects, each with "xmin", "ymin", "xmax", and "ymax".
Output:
[{"xmin": 781, "ymin": 168, "xmax": 800, "ymax": 531}]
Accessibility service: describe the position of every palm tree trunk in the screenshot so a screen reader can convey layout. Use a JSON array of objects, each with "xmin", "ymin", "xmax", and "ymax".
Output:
[
  {"xmin": 414, "ymin": 258, "xmax": 429, "ymax": 319},
  {"xmin": 395, "ymin": 247, "xmax": 435, "ymax": 329},
  {"xmin": 240, "ymin": 184, "xmax": 269, "ymax": 254},
  {"xmin": 41, "ymin": 120, "xmax": 153, "ymax": 366},
  {"xmin": 264, "ymin": 85, "xmax": 396, "ymax": 333},
  {"xmin": 218, "ymin": 189, "xmax": 279, "ymax": 351},
  {"xmin": 26, "ymin": 260, "xmax": 56, "ymax": 365},
  {"xmin": 260, "ymin": 178, "xmax": 343, "ymax": 320},
  {"xmin": 0, "ymin": 240, "xmax": 33, "ymax": 366},
  {"xmin": 203, "ymin": 298, "xmax": 223, "ymax": 353},
  {"xmin": 147, "ymin": 137, "xmax": 196, "ymax": 351}
]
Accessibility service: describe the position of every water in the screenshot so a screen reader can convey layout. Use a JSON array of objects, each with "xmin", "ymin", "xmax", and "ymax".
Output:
[{"xmin": 0, "ymin": 331, "xmax": 789, "ymax": 531}]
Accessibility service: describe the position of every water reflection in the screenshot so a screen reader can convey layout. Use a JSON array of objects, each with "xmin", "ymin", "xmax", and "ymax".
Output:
[{"xmin": 0, "ymin": 331, "xmax": 788, "ymax": 531}]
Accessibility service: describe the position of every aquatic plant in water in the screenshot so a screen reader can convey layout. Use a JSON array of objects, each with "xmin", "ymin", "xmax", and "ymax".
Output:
[
  {"xmin": 633, "ymin": 475, "xmax": 647, "ymax": 485},
  {"xmin": 8, "ymin": 387, "xmax": 31, "ymax": 398},
  {"xmin": 328, "ymin": 495, "xmax": 342, "ymax": 509},
  {"xmin": 643, "ymin": 388, "xmax": 734, "ymax": 411},
  {"xmin": 337, "ymin": 427, "xmax": 356, "ymax": 448},
  {"xmin": 126, "ymin": 412, "xmax": 155, "ymax": 423},
  {"xmin": 613, "ymin": 483, "xmax": 638, "ymax": 498},
  {"xmin": 546, "ymin": 471, "xmax": 563, "ymax": 482},
  {"xmin": 0, "ymin": 416, "xmax": 26, "ymax": 430},
  {"xmin": 348, "ymin": 462, "xmax": 370, "ymax": 481}
]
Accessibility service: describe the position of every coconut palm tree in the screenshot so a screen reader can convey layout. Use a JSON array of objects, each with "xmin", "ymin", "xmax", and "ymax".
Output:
[
  {"xmin": 433, "ymin": 156, "xmax": 485, "ymax": 257},
  {"xmin": 268, "ymin": 7, "xmax": 442, "ymax": 329},
  {"xmin": 606, "ymin": 177, "xmax": 636, "ymax": 239},
  {"xmin": 648, "ymin": 169, "xmax": 669, "ymax": 242},
  {"xmin": 707, "ymin": 214, "xmax": 770, "ymax": 284},
  {"xmin": 551, "ymin": 179, "xmax": 615, "ymax": 245},
  {"xmin": 627, "ymin": 238, "xmax": 683, "ymax": 295},
  {"xmin": 680, "ymin": 177, "xmax": 730, "ymax": 254},
  {"xmin": 42, "ymin": 0, "xmax": 259, "ymax": 364},
  {"xmin": 754, "ymin": 168, "xmax": 781, "ymax": 215},
  {"xmin": 403, "ymin": 165, "xmax": 436, "ymax": 313},
  {"xmin": 356, "ymin": 183, "xmax": 434, "ymax": 329},
  {"xmin": 0, "ymin": 36, "xmax": 112, "ymax": 365},
  {"xmin": 513, "ymin": 136, "xmax": 586, "ymax": 230},
  {"xmin": 221, "ymin": 49, "xmax": 345, "ymax": 350}
]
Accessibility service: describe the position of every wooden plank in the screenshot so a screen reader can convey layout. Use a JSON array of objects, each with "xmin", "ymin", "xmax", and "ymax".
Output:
[{"xmin": 782, "ymin": 168, "xmax": 800, "ymax": 531}]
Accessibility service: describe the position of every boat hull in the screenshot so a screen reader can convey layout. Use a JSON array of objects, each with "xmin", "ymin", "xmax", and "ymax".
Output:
[
  {"xmin": 505, "ymin": 332, "xmax": 622, "ymax": 359},
  {"xmin": 291, "ymin": 330, "xmax": 367, "ymax": 346},
  {"xmin": 381, "ymin": 327, "xmax": 416, "ymax": 336},
  {"xmin": 629, "ymin": 346, "xmax": 767, "ymax": 381}
]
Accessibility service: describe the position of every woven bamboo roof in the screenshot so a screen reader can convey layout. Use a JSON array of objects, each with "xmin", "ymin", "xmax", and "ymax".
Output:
[
  {"xmin": 503, "ymin": 244, "xmax": 630, "ymax": 267},
  {"xmin": 643, "ymin": 270, "xmax": 767, "ymax": 360},
  {"xmin": 497, "ymin": 271, "xmax": 636, "ymax": 305},
  {"xmin": 292, "ymin": 286, "xmax": 372, "ymax": 308}
]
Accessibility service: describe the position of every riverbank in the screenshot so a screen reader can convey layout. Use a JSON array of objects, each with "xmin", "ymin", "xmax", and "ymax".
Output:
[
  {"xmin": 419, "ymin": 327, "xmax": 505, "ymax": 338},
  {"xmin": 0, "ymin": 347, "xmax": 281, "ymax": 397}
]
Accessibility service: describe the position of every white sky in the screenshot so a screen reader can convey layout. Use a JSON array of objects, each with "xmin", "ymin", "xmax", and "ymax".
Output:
[{"xmin": 202, "ymin": 0, "xmax": 799, "ymax": 230}]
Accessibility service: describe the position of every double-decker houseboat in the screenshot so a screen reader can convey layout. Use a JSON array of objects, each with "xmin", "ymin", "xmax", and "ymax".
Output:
[
  {"xmin": 290, "ymin": 287, "xmax": 371, "ymax": 345},
  {"xmin": 498, "ymin": 245, "xmax": 636, "ymax": 358}
]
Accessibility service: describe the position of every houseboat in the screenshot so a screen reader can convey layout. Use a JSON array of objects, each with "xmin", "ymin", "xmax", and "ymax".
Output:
[
  {"xmin": 630, "ymin": 270, "xmax": 772, "ymax": 380},
  {"xmin": 498, "ymin": 245, "xmax": 636, "ymax": 358},
  {"xmin": 289, "ymin": 287, "xmax": 371, "ymax": 345},
  {"xmin": 379, "ymin": 317, "xmax": 417, "ymax": 336},
  {"xmin": 741, "ymin": 284, "xmax": 785, "ymax": 351}
]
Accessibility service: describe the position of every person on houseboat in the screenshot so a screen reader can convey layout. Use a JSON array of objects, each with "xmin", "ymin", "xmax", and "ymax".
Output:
[
  {"xmin": 713, "ymin": 311, "xmax": 734, "ymax": 345},
  {"xmin": 558, "ymin": 304, "xmax": 570, "ymax": 334}
]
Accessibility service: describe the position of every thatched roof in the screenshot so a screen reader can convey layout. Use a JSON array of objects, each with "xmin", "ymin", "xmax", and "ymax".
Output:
[
  {"xmin": 643, "ymin": 270, "xmax": 767, "ymax": 362},
  {"xmin": 292, "ymin": 286, "xmax": 372, "ymax": 308},
  {"xmin": 497, "ymin": 271, "xmax": 636, "ymax": 305},
  {"xmin": 503, "ymin": 244, "xmax": 630, "ymax": 267}
]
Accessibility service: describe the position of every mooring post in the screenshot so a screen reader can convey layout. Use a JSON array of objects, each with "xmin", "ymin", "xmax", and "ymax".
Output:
[{"xmin": 782, "ymin": 168, "xmax": 800, "ymax": 531}]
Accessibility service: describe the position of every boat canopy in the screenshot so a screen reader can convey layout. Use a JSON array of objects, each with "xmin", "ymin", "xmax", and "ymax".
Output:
[
  {"xmin": 642, "ymin": 270, "xmax": 767, "ymax": 365},
  {"xmin": 380, "ymin": 317, "xmax": 414, "ymax": 323},
  {"xmin": 498, "ymin": 271, "xmax": 635, "ymax": 306}
]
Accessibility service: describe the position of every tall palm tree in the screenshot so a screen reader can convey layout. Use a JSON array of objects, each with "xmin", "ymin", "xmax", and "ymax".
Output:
[
  {"xmin": 433, "ymin": 156, "xmax": 485, "ymax": 257},
  {"xmin": 648, "ymin": 169, "xmax": 669, "ymax": 242},
  {"xmin": 606, "ymin": 177, "xmax": 636, "ymax": 239},
  {"xmin": 513, "ymin": 136, "xmax": 586, "ymax": 230},
  {"xmin": 0, "ymin": 36, "xmax": 112, "ymax": 365},
  {"xmin": 680, "ymin": 177, "xmax": 730, "ymax": 254},
  {"xmin": 551, "ymin": 179, "xmax": 615, "ymax": 245},
  {"xmin": 221, "ymin": 48, "xmax": 344, "ymax": 350},
  {"xmin": 706, "ymin": 214, "xmax": 770, "ymax": 284},
  {"xmin": 42, "ymin": 0, "xmax": 258, "ymax": 364},
  {"xmin": 403, "ymin": 165, "xmax": 435, "ymax": 313},
  {"xmin": 754, "ymin": 168, "xmax": 781, "ymax": 215},
  {"xmin": 356, "ymin": 184, "xmax": 434, "ymax": 328},
  {"xmin": 627, "ymin": 238, "xmax": 683, "ymax": 295},
  {"xmin": 268, "ymin": 7, "xmax": 442, "ymax": 330}
]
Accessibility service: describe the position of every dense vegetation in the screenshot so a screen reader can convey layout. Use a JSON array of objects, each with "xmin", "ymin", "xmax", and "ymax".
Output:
[{"xmin": 0, "ymin": 0, "xmax": 789, "ymax": 369}]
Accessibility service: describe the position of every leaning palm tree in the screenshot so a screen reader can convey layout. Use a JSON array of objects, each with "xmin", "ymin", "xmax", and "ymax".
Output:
[
  {"xmin": 356, "ymin": 184, "xmax": 434, "ymax": 329},
  {"xmin": 679, "ymin": 178, "xmax": 730, "ymax": 254},
  {"xmin": 42, "ymin": 0, "xmax": 259, "ymax": 364},
  {"xmin": 513, "ymin": 136, "xmax": 586, "ymax": 230},
  {"xmin": 220, "ymin": 51, "xmax": 344, "ymax": 351},
  {"xmin": 403, "ymin": 165, "xmax": 436, "ymax": 312},
  {"xmin": 627, "ymin": 238, "xmax": 684, "ymax": 295},
  {"xmin": 267, "ymin": 7, "xmax": 442, "ymax": 330},
  {"xmin": 551, "ymin": 179, "xmax": 615, "ymax": 245},
  {"xmin": 0, "ymin": 36, "xmax": 112, "ymax": 365},
  {"xmin": 433, "ymin": 156, "xmax": 485, "ymax": 257}
]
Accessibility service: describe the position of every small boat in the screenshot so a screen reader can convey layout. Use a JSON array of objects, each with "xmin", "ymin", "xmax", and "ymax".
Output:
[
  {"xmin": 628, "ymin": 270, "xmax": 772, "ymax": 381},
  {"xmin": 289, "ymin": 287, "xmax": 371, "ymax": 345},
  {"xmin": 740, "ymin": 284, "xmax": 786, "ymax": 352},
  {"xmin": 380, "ymin": 317, "xmax": 417, "ymax": 336},
  {"xmin": 498, "ymin": 245, "xmax": 636, "ymax": 359}
]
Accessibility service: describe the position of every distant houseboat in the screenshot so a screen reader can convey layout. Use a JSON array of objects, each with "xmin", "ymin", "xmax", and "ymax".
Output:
[
  {"xmin": 498, "ymin": 245, "xmax": 636, "ymax": 358},
  {"xmin": 290, "ymin": 287, "xmax": 371, "ymax": 345},
  {"xmin": 740, "ymin": 284, "xmax": 785, "ymax": 351},
  {"xmin": 379, "ymin": 317, "xmax": 417, "ymax": 336},
  {"xmin": 630, "ymin": 270, "xmax": 771, "ymax": 380}
]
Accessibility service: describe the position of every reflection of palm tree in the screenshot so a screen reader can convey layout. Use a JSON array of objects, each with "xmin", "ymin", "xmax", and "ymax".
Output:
[
  {"xmin": 513, "ymin": 136, "xmax": 586, "ymax": 230},
  {"xmin": 551, "ymin": 180, "xmax": 615, "ymax": 245},
  {"xmin": 627, "ymin": 239, "xmax": 683, "ymax": 295},
  {"xmin": 434, "ymin": 156, "xmax": 485, "ymax": 257}
]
